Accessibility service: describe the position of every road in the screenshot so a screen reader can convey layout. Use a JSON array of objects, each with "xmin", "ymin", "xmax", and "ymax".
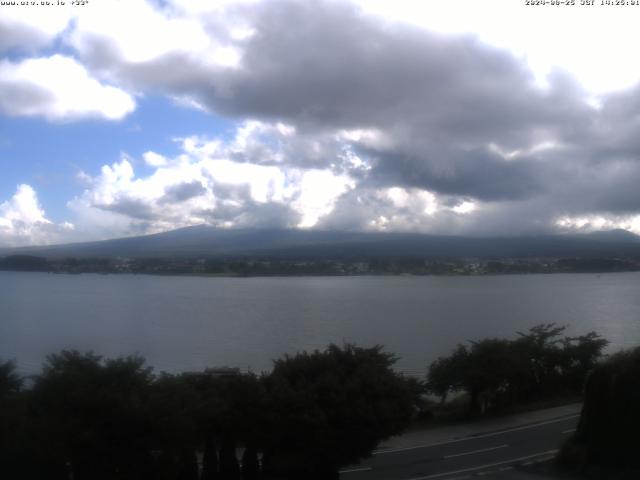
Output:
[{"xmin": 340, "ymin": 407, "xmax": 580, "ymax": 480}]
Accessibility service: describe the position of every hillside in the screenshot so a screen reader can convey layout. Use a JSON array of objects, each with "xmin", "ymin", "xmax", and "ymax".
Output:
[{"xmin": 2, "ymin": 226, "xmax": 640, "ymax": 260}]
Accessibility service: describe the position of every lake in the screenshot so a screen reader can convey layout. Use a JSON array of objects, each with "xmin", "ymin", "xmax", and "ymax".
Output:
[{"xmin": 2, "ymin": 271, "xmax": 640, "ymax": 377}]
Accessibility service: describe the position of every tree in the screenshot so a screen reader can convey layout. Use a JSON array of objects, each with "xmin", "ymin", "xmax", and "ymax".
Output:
[
  {"xmin": 464, "ymin": 338, "xmax": 519, "ymax": 413},
  {"xmin": 560, "ymin": 332, "xmax": 608, "ymax": 391},
  {"xmin": 0, "ymin": 360, "xmax": 27, "ymax": 479},
  {"xmin": 427, "ymin": 345, "xmax": 467, "ymax": 403},
  {"xmin": 427, "ymin": 339, "xmax": 522, "ymax": 414},
  {"xmin": 201, "ymin": 437, "xmax": 220, "ymax": 480},
  {"xmin": 0, "ymin": 360, "xmax": 22, "ymax": 397},
  {"xmin": 262, "ymin": 344, "xmax": 421, "ymax": 479},
  {"xmin": 427, "ymin": 325, "xmax": 608, "ymax": 415},
  {"xmin": 30, "ymin": 351, "xmax": 155, "ymax": 480},
  {"xmin": 148, "ymin": 373, "xmax": 201, "ymax": 480},
  {"xmin": 183, "ymin": 370, "xmax": 267, "ymax": 479},
  {"xmin": 559, "ymin": 347, "xmax": 640, "ymax": 476},
  {"xmin": 514, "ymin": 323, "xmax": 567, "ymax": 396},
  {"xmin": 241, "ymin": 445, "xmax": 260, "ymax": 480}
]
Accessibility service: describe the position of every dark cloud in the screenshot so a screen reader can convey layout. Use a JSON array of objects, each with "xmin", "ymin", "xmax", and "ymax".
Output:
[
  {"xmin": 198, "ymin": 201, "xmax": 300, "ymax": 229},
  {"xmin": 364, "ymin": 146, "xmax": 546, "ymax": 201},
  {"xmin": 65, "ymin": 0, "xmax": 640, "ymax": 234},
  {"xmin": 99, "ymin": 197, "xmax": 157, "ymax": 220},
  {"xmin": 161, "ymin": 181, "xmax": 207, "ymax": 203},
  {"xmin": 204, "ymin": 1, "xmax": 591, "ymax": 142},
  {"xmin": 209, "ymin": 181, "xmax": 251, "ymax": 202},
  {"xmin": 0, "ymin": 80, "xmax": 56, "ymax": 117},
  {"xmin": 0, "ymin": 21, "xmax": 56, "ymax": 54}
]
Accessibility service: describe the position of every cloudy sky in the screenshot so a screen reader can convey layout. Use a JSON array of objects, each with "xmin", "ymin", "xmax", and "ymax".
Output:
[{"xmin": 2, "ymin": 0, "xmax": 640, "ymax": 246}]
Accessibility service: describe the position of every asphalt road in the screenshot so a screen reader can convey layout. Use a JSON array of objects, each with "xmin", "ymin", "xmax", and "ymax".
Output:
[{"xmin": 340, "ymin": 412, "xmax": 579, "ymax": 480}]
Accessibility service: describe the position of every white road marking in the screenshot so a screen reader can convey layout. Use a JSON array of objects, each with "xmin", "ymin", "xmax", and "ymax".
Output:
[
  {"xmin": 562, "ymin": 428, "xmax": 576, "ymax": 434},
  {"xmin": 339, "ymin": 466, "xmax": 373, "ymax": 474},
  {"xmin": 405, "ymin": 449, "xmax": 559, "ymax": 480},
  {"xmin": 374, "ymin": 415, "xmax": 579, "ymax": 455},
  {"xmin": 443, "ymin": 444, "xmax": 508, "ymax": 459}
]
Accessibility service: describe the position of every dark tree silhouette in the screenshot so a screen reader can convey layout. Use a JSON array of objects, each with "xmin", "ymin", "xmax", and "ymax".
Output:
[
  {"xmin": 201, "ymin": 437, "xmax": 220, "ymax": 480},
  {"xmin": 427, "ymin": 345, "xmax": 467, "ymax": 403},
  {"xmin": 427, "ymin": 324, "xmax": 608, "ymax": 415},
  {"xmin": 0, "ymin": 360, "xmax": 26, "ymax": 479},
  {"xmin": 559, "ymin": 347, "xmax": 640, "ymax": 476},
  {"xmin": 6, "ymin": 344, "xmax": 422, "ymax": 479},
  {"xmin": 241, "ymin": 445, "xmax": 260, "ymax": 480},
  {"xmin": 30, "ymin": 351, "xmax": 155, "ymax": 480},
  {"xmin": 262, "ymin": 344, "xmax": 422, "ymax": 479}
]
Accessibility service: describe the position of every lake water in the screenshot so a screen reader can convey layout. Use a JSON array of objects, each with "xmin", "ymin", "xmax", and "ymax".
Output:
[{"xmin": 2, "ymin": 271, "xmax": 640, "ymax": 377}]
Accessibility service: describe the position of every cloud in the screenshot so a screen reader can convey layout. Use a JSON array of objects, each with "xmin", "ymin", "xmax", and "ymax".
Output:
[
  {"xmin": 143, "ymin": 151, "xmax": 169, "ymax": 167},
  {"xmin": 0, "ymin": 5, "xmax": 72, "ymax": 53},
  {"xmin": 66, "ymin": 122, "xmax": 354, "ymax": 238},
  {"xmin": 68, "ymin": 0, "xmax": 215, "ymax": 64},
  {"xmin": 56, "ymin": 2, "xmax": 593, "ymax": 200},
  {"xmin": 5, "ymin": 0, "xmax": 640, "ymax": 238},
  {"xmin": 353, "ymin": 0, "xmax": 640, "ymax": 94},
  {"xmin": 161, "ymin": 181, "xmax": 207, "ymax": 204},
  {"xmin": 0, "ymin": 55, "xmax": 135, "ymax": 121},
  {"xmin": 0, "ymin": 184, "xmax": 74, "ymax": 246}
]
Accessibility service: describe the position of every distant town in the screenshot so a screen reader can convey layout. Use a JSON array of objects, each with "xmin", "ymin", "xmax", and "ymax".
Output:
[{"xmin": 1, "ymin": 254, "xmax": 640, "ymax": 276}]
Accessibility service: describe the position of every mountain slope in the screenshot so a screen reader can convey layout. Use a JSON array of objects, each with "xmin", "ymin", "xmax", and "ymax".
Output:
[{"xmin": 3, "ymin": 226, "xmax": 640, "ymax": 260}]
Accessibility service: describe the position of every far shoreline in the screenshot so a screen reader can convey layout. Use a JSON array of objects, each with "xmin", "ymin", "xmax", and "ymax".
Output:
[{"xmin": 2, "ymin": 267, "xmax": 640, "ymax": 278}]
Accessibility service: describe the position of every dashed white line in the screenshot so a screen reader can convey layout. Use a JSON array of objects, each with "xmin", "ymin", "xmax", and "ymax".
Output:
[
  {"xmin": 339, "ymin": 466, "xmax": 372, "ymax": 474},
  {"xmin": 373, "ymin": 415, "xmax": 579, "ymax": 455},
  {"xmin": 443, "ymin": 444, "xmax": 508, "ymax": 459},
  {"xmin": 405, "ymin": 449, "xmax": 559, "ymax": 480},
  {"xmin": 562, "ymin": 428, "xmax": 576, "ymax": 434}
]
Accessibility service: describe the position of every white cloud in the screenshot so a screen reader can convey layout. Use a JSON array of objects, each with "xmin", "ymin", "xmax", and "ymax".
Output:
[
  {"xmin": 0, "ymin": 55, "xmax": 135, "ymax": 121},
  {"xmin": 383, "ymin": 187, "xmax": 438, "ymax": 217},
  {"xmin": 355, "ymin": 0, "xmax": 640, "ymax": 94},
  {"xmin": 0, "ymin": 4, "xmax": 73, "ymax": 53},
  {"xmin": 0, "ymin": 184, "xmax": 49, "ymax": 226},
  {"xmin": 143, "ymin": 151, "xmax": 169, "ymax": 167},
  {"xmin": 452, "ymin": 201, "xmax": 476, "ymax": 215},
  {"xmin": 317, "ymin": 185, "xmax": 482, "ymax": 234},
  {"xmin": 0, "ymin": 184, "xmax": 74, "ymax": 246},
  {"xmin": 165, "ymin": 0, "xmax": 262, "ymax": 15},
  {"xmin": 4, "ymin": 0, "xmax": 640, "ymax": 240},
  {"xmin": 294, "ymin": 169, "xmax": 354, "ymax": 228},
  {"xmin": 67, "ymin": 122, "xmax": 355, "ymax": 238},
  {"xmin": 556, "ymin": 214, "xmax": 640, "ymax": 235},
  {"xmin": 68, "ymin": 0, "xmax": 212, "ymax": 64}
]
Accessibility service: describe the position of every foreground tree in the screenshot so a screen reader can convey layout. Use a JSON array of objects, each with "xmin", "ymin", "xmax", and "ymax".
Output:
[
  {"xmin": 427, "ymin": 345, "xmax": 467, "ymax": 404},
  {"xmin": 428, "ymin": 339, "xmax": 523, "ymax": 413},
  {"xmin": 6, "ymin": 345, "xmax": 421, "ymax": 479},
  {"xmin": 427, "ymin": 324, "xmax": 608, "ymax": 415},
  {"xmin": 262, "ymin": 344, "xmax": 422, "ymax": 479},
  {"xmin": 559, "ymin": 347, "xmax": 640, "ymax": 477},
  {"xmin": 30, "ymin": 351, "xmax": 155, "ymax": 480},
  {"xmin": 560, "ymin": 332, "xmax": 609, "ymax": 392},
  {"xmin": 183, "ymin": 370, "xmax": 267, "ymax": 479},
  {"xmin": 0, "ymin": 361, "xmax": 26, "ymax": 479}
]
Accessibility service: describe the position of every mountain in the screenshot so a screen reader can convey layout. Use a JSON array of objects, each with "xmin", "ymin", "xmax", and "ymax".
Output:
[
  {"xmin": 584, "ymin": 228, "xmax": 640, "ymax": 242},
  {"xmin": 3, "ymin": 226, "xmax": 640, "ymax": 260}
]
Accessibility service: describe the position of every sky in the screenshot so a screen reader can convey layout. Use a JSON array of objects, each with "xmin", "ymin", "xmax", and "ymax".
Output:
[{"xmin": 2, "ymin": 0, "xmax": 640, "ymax": 246}]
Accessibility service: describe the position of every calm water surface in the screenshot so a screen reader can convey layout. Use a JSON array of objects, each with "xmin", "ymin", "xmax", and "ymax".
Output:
[{"xmin": 2, "ymin": 272, "xmax": 640, "ymax": 376}]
